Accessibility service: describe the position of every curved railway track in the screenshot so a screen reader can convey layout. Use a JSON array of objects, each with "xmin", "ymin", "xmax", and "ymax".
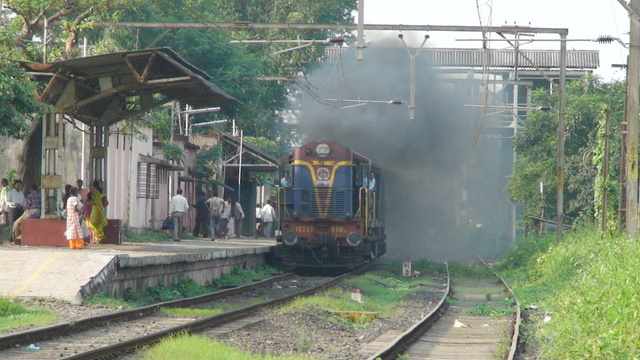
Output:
[
  {"xmin": 0, "ymin": 272, "xmax": 349, "ymax": 360},
  {"xmin": 366, "ymin": 260, "xmax": 521, "ymax": 360}
]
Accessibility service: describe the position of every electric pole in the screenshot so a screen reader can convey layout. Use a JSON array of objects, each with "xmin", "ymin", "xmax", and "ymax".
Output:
[{"xmin": 626, "ymin": 0, "xmax": 640, "ymax": 237}]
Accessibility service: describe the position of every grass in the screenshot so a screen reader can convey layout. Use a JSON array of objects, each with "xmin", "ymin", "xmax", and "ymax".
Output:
[
  {"xmin": 124, "ymin": 229, "xmax": 172, "ymax": 243},
  {"xmin": 138, "ymin": 333, "xmax": 314, "ymax": 360},
  {"xmin": 160, "ymin": 307, "xmax": 222, "ymax": 318},
  {"xmin": 279, "ymin": 260, "xmax": 438, "ymax": 327},
  {"xmin": 0, "ymin": 298, "xmax": 58, "ymax": 332},
  {"xmin": 84, "ymin": 293, "xmax": 130, "ymax": 308},
  {"xmin": 496, "ymin": 228, "xmax": 640, "ymax": 359}
]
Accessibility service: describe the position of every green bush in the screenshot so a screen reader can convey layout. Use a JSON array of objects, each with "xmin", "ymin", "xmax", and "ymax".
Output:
[{"xmin": 498, "ymin": 228, "xmax": 640, "ymax": 359}]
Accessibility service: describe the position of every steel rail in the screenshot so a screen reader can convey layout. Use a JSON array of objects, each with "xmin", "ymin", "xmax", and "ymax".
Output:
[
  {"xmin": 365, "ymin": 257, "xmax": 521, "ymax": 360},
  {"xmin": 475, "ymin": 256, "xmax": 522, "ymax": 360},
  {"xmin": 364, "ymin": 262, "xmax": 451, "ymax": 360},
  {"xmin": 60, "ymin": 269, "xmax": 362, "ymax": 360},
  {"xmin": 0, "ymin": 273, "xmax": 295, "ymax": 350}
]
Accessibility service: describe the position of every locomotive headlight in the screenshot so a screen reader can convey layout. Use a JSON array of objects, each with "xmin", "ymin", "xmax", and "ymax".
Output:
[
  {"xmin": 316, "ymin": 143, "xmax": 330, "ymax": 157},
  {"xmin": 346, "ymin": 232, "xmax": 362, "ymax": 247},
  {"xmin": 283, "ymin": 231, "xmax": 298, "ymax": 246}
]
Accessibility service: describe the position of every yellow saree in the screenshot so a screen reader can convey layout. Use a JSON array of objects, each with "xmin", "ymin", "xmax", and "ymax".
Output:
[{"xmin": 88, "ymin": 190, "xmax": 108, "ymax": 243}]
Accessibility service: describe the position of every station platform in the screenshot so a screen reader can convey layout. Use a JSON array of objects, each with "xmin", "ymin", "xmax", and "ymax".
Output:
[{"xmin": 0, "ymin": 238, "xmax": 277, "ymax": 305}]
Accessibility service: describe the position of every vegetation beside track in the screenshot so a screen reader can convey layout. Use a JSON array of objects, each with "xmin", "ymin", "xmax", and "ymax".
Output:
[
  {"xmin": 0, "ymin": 298, "xmax": 57, "ymax": 332},
  {"xmin": 86, "ymin": 265, "xmax": 281, "ymax": 307},
  {"xmin": 139, "ymin": 334, "xmax": 313, "ymax": 360},
  {"xmin": 495, "ymin": 228, "xmax": 640, "ymax": 359}
]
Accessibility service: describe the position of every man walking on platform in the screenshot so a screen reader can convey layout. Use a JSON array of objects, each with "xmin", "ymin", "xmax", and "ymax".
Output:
[
  {"xmin": 219, "ymin": 197, "xmax": 231, "ymax": 239},
  {"xmin": 192, "ymin": 191, "xmax": 209, "ymax": 238},
  {"xmin": 205, "ymin": 190, "xmax": 225, "ymax": 241},
  {"xmin": 229, "ymin": 197, "xmax": 245, "ymax": 238},
  {"xmin": 261, "ymin": 200, "xmax": 276, "ymax": 238},
  {"xmin": 169, "ymin": 189, "xmax": 189, "ymax": 242}
]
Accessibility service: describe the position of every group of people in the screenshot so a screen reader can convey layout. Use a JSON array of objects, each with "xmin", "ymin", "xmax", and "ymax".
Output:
[
  {"xmin": 61, "ymin": 179, "xmax": 109, "ymax": 250},
  {"xmin": 170, "ymin": 189, "xmax": 246, "ymax": 242},
  {"xmin": 0, "ymin": 178, "xmax": 108, "ymax": 249},
  {"xmin": 0, "ymin": 179, "xmax": 41, "ymax": 245},
  {"xmin": 168, "ymin": 189, "xmax": 279, "ymax": 242}
]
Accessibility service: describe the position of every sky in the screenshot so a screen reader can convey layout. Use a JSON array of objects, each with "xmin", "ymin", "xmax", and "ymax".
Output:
[{"xmin": 362, "ymin": 0, "xmax": 630, "ymax": 81}]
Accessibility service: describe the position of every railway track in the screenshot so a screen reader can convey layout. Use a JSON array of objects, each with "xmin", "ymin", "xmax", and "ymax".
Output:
[
  {"xmin": 365, "ymin": 260, "xmax": 521, "ymax": 360},
  {"xmin": 0, "ymin": 272, "xmax": 348, "ymax": 360}
]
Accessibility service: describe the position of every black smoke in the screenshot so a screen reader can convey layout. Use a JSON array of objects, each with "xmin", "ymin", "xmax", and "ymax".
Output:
[{"xmin": 293, "ymin": 45, "xmax": 512, "ymax": 263}]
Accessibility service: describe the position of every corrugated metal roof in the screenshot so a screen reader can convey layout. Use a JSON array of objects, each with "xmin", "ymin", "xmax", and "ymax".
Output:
[
  {"xmin": 323, "ymin": 47, "xmax": 599, "ymax": 69},
  {"xmin": 425, "ymin": 48, "xmax": 598, "ymax": 69}
]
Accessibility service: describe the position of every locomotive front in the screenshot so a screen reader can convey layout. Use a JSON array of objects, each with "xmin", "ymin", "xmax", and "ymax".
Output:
[{"xmin": 276, "ymin": 141, "xmax": 386, "ymax": 269}]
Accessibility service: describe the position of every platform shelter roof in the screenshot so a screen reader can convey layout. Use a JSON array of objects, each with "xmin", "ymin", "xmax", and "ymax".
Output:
[
  {"xmin": 221, "ymin": 133, "xmax": 279, "ymax": 172},
  {"xmin": 19, "ymin": 48, "xmax": 240, "ymax": 127}
]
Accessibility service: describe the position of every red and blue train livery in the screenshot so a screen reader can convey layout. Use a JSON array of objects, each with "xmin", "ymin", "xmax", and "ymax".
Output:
[{"xmin": 275, "ymin": 141, "xmax": 386, "ymax": 269}]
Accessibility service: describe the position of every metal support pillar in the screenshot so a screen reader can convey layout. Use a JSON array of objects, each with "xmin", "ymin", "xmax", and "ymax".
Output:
[
  {"xmin": 41, "ymin": 113, "xmax": 64, "ymax": 218},
  {"xmin": 89, "ymin": 125, "xmax": 109, "ymax": 193}
]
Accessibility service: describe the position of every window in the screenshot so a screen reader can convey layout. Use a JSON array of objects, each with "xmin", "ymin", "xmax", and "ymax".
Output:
[{"xmin": 137, "ymin": 162, "xmax": 159, "ymax": 199}]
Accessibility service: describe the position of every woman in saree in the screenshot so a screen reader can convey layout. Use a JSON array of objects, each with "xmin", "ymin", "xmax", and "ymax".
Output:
[
  {"xmin": 87, "ymin": 180, "xmax": 108, "ymax": 243},
  {"xmin": 64, "ymin": 187, "xmax": 84, "ymax": 249}
]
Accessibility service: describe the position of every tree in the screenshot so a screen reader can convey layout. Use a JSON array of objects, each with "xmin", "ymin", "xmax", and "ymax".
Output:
[
  {"xmin": 506, "ymin": 75, "xmax": 625, "ymax": 231},
  {"xmin": 100, "ymin": 0, "xmax": 356, "ymax": 149},
  {"xmin": 4, "ymin": 0, "xmax": 136, "ymax": 60},
  {"xmin": 0, "ymin": 59, "xmax": 42, "ymax": 139}
]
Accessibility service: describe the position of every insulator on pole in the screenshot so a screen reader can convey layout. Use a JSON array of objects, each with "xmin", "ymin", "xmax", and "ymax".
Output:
[{"xmin": 596, "ymin": 35, "xmax": 615, "ymax": 44}]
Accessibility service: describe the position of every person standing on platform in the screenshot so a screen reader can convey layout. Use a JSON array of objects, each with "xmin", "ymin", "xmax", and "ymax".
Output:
[
  {"xmin": 192, "ymin": 191, "xmax": 209, "ymax": 238},
  {"xmin": 0, "ymin": 179, "xmax": 8, "ymax": 240},
  {"xmin": 169, "ymin": 188, "xmax": 189, "ymax": 242},
  {"xmin": 255, "ymin": 203, "xmax": 263, "ymax": 238},
  {"xmin": 6, "ymin": 180, "xmax": 25, "ymax": 244},
  {"xmin": 12, "ymin": 183, "xmax": 42, "ymax": 242},
  {"xmin": 77, "ymin": 179, "xmax": 88, "ymax": 202},
  {"xmin": 87, "ymin": 180, "xmax": 108, "ymax": 244},
  {"xmin": 229, "ymin": 197, "xmax": 245, "ymax": 238},
  {"xmin": 218, "ymin": 197, "xmax": 231, "ymax": 239},
  {"xmin": 261, "ymin": 200, "xmax": 276, "ymax": 238},
  {"xmin": 205, "ymin": 191, "xmax": 225, "ymax": 241},
  {"xmin": 64, "ymin": 187, "xmax": 84, "ymax": 249}
]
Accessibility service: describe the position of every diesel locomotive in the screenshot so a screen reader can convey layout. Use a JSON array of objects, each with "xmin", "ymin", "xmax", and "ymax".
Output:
[{"xmin": 274, "ymin": 141, "xmax": 386, "ymax": 269}]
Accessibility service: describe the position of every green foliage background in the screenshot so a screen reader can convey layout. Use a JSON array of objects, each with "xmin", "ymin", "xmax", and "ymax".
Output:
[{"xmin": 506, "ymin": 75, "xmax": 625, "ymax": 231}]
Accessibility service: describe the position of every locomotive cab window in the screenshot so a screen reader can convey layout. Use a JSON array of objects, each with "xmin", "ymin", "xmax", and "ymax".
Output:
[
  {"xmin": 280, "ymin": 167, "xmax": 292, "ymax": 187},
  {"xmin": 354, "ymin": 163, "xmax": 366, "ymax": 188}
]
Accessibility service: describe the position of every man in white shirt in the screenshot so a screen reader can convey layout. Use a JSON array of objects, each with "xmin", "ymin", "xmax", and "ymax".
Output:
[
  {"xmin": 169, "ymin": 188, "xmax": 189, "ymax": 242},
  {"xmin": 0, "ymin": 178, "xmax": 8, "ymax": 241},
  {"xmin": 6, "ymin": 180, "xmax": 26, "ymax": 244},
  {"xmin": 255, "ymin": 204, "xmax": 263, "ymax": 238},
  {"xmin": 364, "ymin": 171, "xmax": 376, "ymax": 191},
  {"xmin": 280, "ymin": 170, "xmax": 291, "ymax": 187},
  {"xmin": 261, "ymin": 200, "xmax": 276, "ymax": 238}
]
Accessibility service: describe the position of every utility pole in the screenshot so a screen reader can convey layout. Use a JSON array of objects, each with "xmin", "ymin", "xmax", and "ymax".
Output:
[
  {"xmin": 556, "ymin": 33, "xmax": 567, "ymax": 243},
  {"xmin": 399, "ymin": 34, "xmax": 428, "ymax": 120},
  {"xmin": 626, "ymin": 0, "xmax": 640, "ymax": 237}
]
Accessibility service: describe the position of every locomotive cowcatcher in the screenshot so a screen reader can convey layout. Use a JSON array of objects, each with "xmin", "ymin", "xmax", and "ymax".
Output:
[{"xmin": 274, "ymin": 141, "xmax": 386, "ymax": 269}]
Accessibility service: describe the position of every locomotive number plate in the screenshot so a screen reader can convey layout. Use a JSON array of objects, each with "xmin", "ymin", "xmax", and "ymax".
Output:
[{"xmin": 294, "ymin": 226, "xmax": 314, "ymax": 233}]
